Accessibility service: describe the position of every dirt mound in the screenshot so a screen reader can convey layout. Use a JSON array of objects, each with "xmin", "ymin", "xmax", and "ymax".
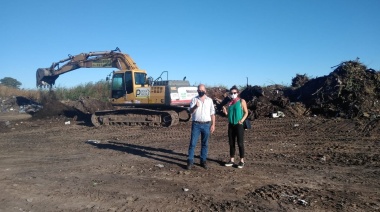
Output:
[
  {"xmin": 32, "ymin": 92, "xmax": 113, "ymax": 122},
  {"xmin": 32, "ymin": 100, "xmax": 81, "ymax": 119},
  {"xmin": 62, "ymin": 98, "xmax": 113, "ymax": 114}
]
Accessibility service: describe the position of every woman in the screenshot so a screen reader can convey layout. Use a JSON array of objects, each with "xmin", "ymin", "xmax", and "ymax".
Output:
[{"xmin": 222, "ymin": 85, "xmax": 248, "ymax": 168}]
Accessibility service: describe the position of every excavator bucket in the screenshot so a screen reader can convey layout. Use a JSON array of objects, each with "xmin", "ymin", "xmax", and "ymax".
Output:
[{"xmin": 36, "ymin": 68, "xmax": 58, "ymax": 87}]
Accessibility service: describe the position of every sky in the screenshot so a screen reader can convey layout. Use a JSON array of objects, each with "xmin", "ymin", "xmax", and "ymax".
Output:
[{"xmin": 1, "ymin": 0, "xmax": 379, "ymax": 89}]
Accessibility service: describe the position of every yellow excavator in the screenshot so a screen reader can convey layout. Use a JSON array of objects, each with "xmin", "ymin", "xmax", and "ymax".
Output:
[{"xmin": 36, "ymin": 48, "xmax": 198, "ymax": 127}]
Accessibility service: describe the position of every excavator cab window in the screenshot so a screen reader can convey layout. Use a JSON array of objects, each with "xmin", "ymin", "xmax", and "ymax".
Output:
[
  {"xmin": 111, "ymin": 73, "xmax": 125, "ymax": 99},
  {"xmin": 112, "ymin": 74, "xmax": 123, "ymax": 90},
  {"xmin": 135, "ymin": 73, "xmax": 146, "ymax": 86}
]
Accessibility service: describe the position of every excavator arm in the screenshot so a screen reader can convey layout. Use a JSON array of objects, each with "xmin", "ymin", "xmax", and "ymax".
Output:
[{"xmin": 36, "ymin": 47, "xmax": 138, "ymax": 87}]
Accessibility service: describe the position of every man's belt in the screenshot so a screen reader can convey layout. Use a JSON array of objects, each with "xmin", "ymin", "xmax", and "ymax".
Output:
[{"xmin": 193, "ymin": 121, "xmax": 211, "ymax": 124}]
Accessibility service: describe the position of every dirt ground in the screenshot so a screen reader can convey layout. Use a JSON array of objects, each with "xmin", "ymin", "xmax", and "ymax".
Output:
[{"xmin": 0, "ymin": 113, "xmax": 379, "ymax": 212}]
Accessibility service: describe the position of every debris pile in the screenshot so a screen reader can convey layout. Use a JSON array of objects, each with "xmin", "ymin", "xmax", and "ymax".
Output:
[
  {"xmin": 207, "ymin": 87, "xmax": 229, "ymax": 105},
  {"xmin": 212, "ymin": 60, "xmax": 380, "ymax": 120},
  {"xmin": 292, "ymin": 60, "xmax": 380, "ymax": 118},
  {"xmin": 240, "ymin": 85, "xmax": 308, "ymax": 119},
  {"xmin": 213, "ymin": 85, "xmax": 308, "ymax": 119},
  {"xmin": 0, "ymin": 96, "xmax": 43, "ymax": 114}
]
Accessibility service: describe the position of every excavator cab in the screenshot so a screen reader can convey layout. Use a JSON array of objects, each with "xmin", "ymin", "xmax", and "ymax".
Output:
[
  {"xmin": 110, "ymin": 70, "xmax": 149, "ymax": 102},
  {"xmin": 110, "ymin": 69, "xmax": 197, "ymax": 108}
]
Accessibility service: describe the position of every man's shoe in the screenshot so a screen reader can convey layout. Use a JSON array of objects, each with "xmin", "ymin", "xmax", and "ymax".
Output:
[
  {"xmin": 200, "ymin": 161, "xmax": 208, "ymax": 170},
  {"xmin": 225, "ymin": 161, "xmax": 235, "ymax": 167},
  {"xmin": 186, "ymin": 163, "xmax": 193, "ymax": 170},
  {"xmin": 237, "ymin": 161, "xmax": 245, "ymax": 169}
]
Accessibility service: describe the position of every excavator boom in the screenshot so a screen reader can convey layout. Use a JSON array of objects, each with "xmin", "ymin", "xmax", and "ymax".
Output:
[{"xmin": 36, "ymin": 47, "xmax": 138, "ymax": 87}]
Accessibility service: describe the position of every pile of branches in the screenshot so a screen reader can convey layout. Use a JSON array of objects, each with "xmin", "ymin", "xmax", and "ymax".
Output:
[
  {"xmin": 240, "ymin": 85, "xmax": 308, "ymax": 119},
  {"xmin": 292, "ymin": 60, "xmax": 380, "ymax": 118},
  {"xmin": 214, "ymin": 85, "xmax": 308, "ymax": 119},
  {"xmin": 213, "ymin": 60, "xmax": 380, "ymax": 120}
]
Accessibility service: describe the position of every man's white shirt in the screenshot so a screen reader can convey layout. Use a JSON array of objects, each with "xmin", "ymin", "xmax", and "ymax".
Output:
[{"xmin": 190, "ymin": 96, "xmax": 215, "ymax": 122}]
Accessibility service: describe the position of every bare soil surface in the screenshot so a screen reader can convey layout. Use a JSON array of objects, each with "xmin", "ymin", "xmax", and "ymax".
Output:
[{"xmin": 0, "ymin": 114, "xmax": 379, "ymax": 212}]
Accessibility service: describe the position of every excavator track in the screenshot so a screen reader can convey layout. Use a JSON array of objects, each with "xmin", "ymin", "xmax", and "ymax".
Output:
[{"xmin": 91, "ymin": 108, "xmax": 180, "ymax": 127}]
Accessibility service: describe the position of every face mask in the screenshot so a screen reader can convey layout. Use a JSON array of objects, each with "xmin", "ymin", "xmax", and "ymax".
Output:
[
  {"xmin": 198, "ymin": 91, "xmax": 205, "ymax": 97},
  {"xmin": 230, "ymin": 93, "xmax": 238, "ymax": 99}
]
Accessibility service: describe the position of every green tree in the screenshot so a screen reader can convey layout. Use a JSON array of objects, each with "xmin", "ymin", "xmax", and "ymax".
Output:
[{"xmin": 0, "ymin": 77, "xmax": 22, "ymax": 89}]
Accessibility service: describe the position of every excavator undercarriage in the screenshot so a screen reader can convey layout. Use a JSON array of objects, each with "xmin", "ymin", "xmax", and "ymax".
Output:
[
  {"xmin": 91, "ymin": 108, "xmax": 179, "ymax": 127},
  {"xmin": 90, "ymin": 106, "xmax": 191, "ymax": 127}
]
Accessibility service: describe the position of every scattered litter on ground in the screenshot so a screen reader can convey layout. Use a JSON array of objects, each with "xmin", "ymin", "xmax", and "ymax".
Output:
[
  {"xmin": 86, "ymin": 140, "xmax": 101, "ymax": 144},
  {"xmin": 155, "ymin": 164, "xmax": 164, "ymax": 168}
]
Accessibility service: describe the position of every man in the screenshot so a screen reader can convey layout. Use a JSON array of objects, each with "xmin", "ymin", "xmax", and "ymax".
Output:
[{"xmin": 187, "ymin": 84, "xmax": 215, "ymax": 170}]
